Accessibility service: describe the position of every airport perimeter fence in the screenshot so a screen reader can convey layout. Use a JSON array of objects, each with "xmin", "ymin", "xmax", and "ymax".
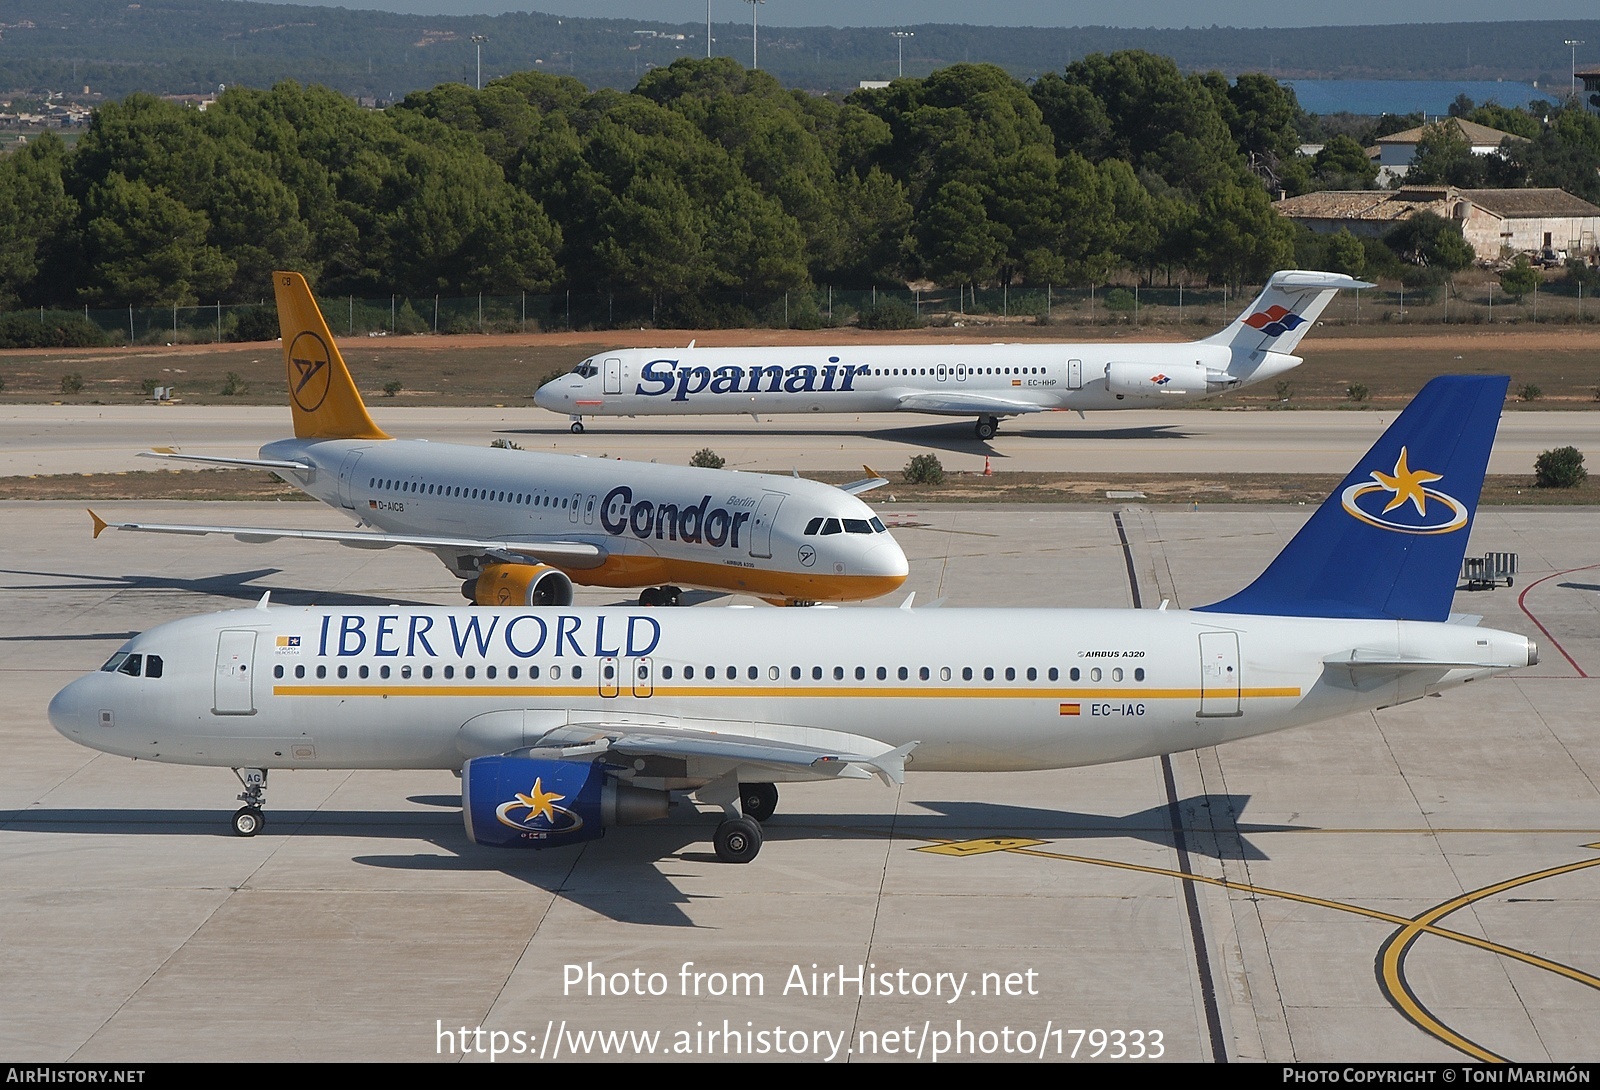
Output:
[{"xmin": 6, "ymin": 278, "xmax": 1599, "ymax": 349}]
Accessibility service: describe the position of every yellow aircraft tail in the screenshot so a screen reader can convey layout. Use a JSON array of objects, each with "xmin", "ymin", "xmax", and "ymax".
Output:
[{"xmin": 274, "ymin": 271, "xmax": 390, "ymax": 441}]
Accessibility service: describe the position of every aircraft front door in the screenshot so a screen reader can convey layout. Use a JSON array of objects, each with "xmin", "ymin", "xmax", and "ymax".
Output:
[
  {"xmin": 1198, "ymin": 632, "xmax": 1241, "ymax": 717},
  {"xmin": 1068, "ymin": 359, "xmax": 1083, "ymax": 390},
  {"xmin": 747, "ymin": 492, "xmax": 786, "ymax": 559},
  {"xmin": 604, "ymin": 357, "xmax": 622, "ymax": 395},
  {"xmin": 214, "ymin": 630, "xmax": 257, "ymax": 716}
]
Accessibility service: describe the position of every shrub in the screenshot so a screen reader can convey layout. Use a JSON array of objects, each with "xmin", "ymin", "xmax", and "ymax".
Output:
[
  {"xmin": 383, "ymin": 380, "xmax": 403, "ymax": 397},
  {"xmin": 0, "ymin": 312, "xmax": 108, "ymax": 349},
  {"xmin": 1517, "ymin": 383, "xmax": 1542, "ymax": 402},
  {"xmin": 489, "ymin": 438, "xmax": 523, "ymax": 450},
  {"xmin": 903, "ymin": 452, "xmax": 944, "ymax": 485},
  {"xmin": 690, "ymin": 447, "xmax": 726, "ymax": 469},
  {"xmin": 60, "ymin": 373, "xmax": 84, "ymax": 394},
  {"xmin": 1499, "ymin": 256, "xmax": 1541, "ymax": 301},
  {"xmin": 140, "ymin": 378, "xmax": 160, "ymax": 396},
  {"xmin": 1346, "ymin": 382, "xmax": 1369, "ymax": 402},
  {"xmin": 227, "ymin": 305, "xmax": 279, "ymax": 343},
  {"xmin": 220, "ymin": 371, "xmax": 246, "ymax": 396},
  {"xmin": 856, "ymin": 298, "xmax": 924, "ymax": 330},
  {"xmin": 1534, "ymin": 446, "xmax": 1586, "ymax": 488},
  {"xmin": 1103, "ymin": 287, "xmax": 1137, "ymax": 312},
  {"xmin": 1274, "ymin": 380, "xmax": 1292, "ymax": 402}
]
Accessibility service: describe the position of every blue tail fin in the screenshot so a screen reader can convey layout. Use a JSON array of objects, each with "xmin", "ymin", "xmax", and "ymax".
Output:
[{"xmin": 1196, "ymin": 375, "xmax": 1507, "ymax": 621}]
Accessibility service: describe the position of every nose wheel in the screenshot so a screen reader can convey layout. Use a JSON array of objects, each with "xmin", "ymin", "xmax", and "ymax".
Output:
[
  {"xmin": 232, "ymin": 768, "xmax": 267, "ymax": 837},
  {"xmin": 568, "ymin": 415, "xmax": 585, "ymax": 434}
]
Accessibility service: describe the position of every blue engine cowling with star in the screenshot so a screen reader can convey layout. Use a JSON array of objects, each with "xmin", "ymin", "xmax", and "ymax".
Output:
[{"xmin": 461, "ymin": 756, "xmax": 669, "ymax": 848}]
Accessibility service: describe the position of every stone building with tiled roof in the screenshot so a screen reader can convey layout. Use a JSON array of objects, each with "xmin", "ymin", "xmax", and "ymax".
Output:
[
  {"xmin": 1371, "ymin": 118, "xmax": 1528, "ymax": 184},
  {"xmin": 1274, "ymin": 186, "xmax": 1600, "ymax": 260}
]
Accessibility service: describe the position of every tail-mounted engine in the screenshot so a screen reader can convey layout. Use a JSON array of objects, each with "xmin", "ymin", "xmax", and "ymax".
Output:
[
  {"xmin": 461, "ymin": 562, "xmax": 574, "ymax": 607},
  {"xmin": 461, "ymin": 755, "xmax": 669, "ymax": 848},
  {"xmin": 1105, "ymin": 361, "xmax": 1234, "ymax": 398}
]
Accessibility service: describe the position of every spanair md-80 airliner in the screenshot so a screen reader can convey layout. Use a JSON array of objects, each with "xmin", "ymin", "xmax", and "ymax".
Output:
[
  {"xmin": 535, "ymin": 270, "xmax": 1371, "ymax": 439},
  {"xmin": 90, "ymin": 273, "xmax": 907, "ymax": 607},
  {"xmin": 53, "ymin": 376, "xmax": 1533, "ymax": 862}
]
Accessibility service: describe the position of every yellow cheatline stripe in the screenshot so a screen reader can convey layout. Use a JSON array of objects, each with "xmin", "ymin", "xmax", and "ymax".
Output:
[
  {"xmin": 271, "ymin": 683, "xmax": 1301, "ymax": 700},
  {"xmin": 917, "ymin": 837, "xmax": 1600, "ymax": 1063}
]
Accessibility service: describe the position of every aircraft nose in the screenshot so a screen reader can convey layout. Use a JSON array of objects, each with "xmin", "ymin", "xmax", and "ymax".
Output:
[
  {"xmin": 48, "ymin": 676, "xmax": 97, "ymax": 743},
  {"xmin": 863, "ymin": 535, "xmax": 910, "ymax": 579}
]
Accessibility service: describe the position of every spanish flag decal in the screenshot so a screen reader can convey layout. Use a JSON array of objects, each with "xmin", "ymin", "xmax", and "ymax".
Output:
[{"xmin": 1059, "ymin": 703, "xmax": 1080, "ymax": 716}]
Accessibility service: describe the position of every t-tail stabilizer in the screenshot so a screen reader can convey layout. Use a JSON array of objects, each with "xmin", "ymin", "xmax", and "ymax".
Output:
[
  {"xmin": 1204, "ymin": 269, "xmax": 1374, "ymax": 358},
  {"xmin": 1197, "ymin": 374, "xmax": 1507, "ymax": 622}
]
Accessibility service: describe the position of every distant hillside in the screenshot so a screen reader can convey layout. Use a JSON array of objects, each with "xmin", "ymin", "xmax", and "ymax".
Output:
[{"xmin": 4, "ymin": 1, "xmax": 1599, "ymax": 100}]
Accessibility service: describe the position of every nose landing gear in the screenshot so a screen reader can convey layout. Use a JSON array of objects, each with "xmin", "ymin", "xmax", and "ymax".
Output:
[
  {"xmin": 568, "ymin": 415, "xmax": 585, "ymax": 434},
  {"xmin": 232, "ymin": 767, "xmax": 267, "ymax": 837}
]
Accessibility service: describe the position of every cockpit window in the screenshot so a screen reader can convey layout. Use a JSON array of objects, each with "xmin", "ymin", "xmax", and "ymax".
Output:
[
  {"xmin": 571, "ymin": 359, "xmax": 598, "ymax": 378},
  {"xmin": 820, "ymin": 519, "xmax": 842, "ymax": 536},
  {"xmin": 116, "ymin": 654, "xmax": 143, "ymax": 677},
  {"xmin": 145, "ymin": 655, "xmax": 163, "ymax": 678},
  {"xmin": 870, "ymin": 517, "xmax": 887, "ymax": 533},
  {"xmin": 843, "ymin": 519, "xmax": 872, "ymax": 534},
  {"xmin": 804, "ymin": 517, "xmax": 823, "ymax": 536},
  {"xmin": 100, "ymin": 652, "xmax": 129, "ymax": 673}
]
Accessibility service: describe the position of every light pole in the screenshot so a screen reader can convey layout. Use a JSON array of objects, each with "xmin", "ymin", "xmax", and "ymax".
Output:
[
  {"xmin": 471, "ymin": 34, "xmax": 488, "ymax": 90},
  {"xmin": 891, "ymin": 30, "xmax": 913, "ymax": 78},
  {"xmin": 707, "ymin": 1, "xmax": 712, "ymax": 57},
  {"xmin": 743, "ymin": 0, "xmax": 763, "ymax": 70},
  {"xmin": 1566, "ymin": 39, "xmax": 1585, "ymax": 96}
]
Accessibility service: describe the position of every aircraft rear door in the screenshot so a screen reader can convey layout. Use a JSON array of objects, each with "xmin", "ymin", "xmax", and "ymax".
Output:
[
  {"xmin": 214, "ymin": 630, "xmax": 257, "ymax": 715},
  {"xmin": 747, "ymin": 492, "xmax": 786, "ymax": 559},
  {"xmin": 1068, "ymin": 359, "xmax": 1083, "ymax": 390},
  {"xmin": 337, "ymin": 450, "xmax": 366, "ymax": 510},
  {"xmin": 604, "ymin": 357, "xmax": 622, "ymax": 395},
  {"xmin": 1198, "ymin": 632, "xmax": 1241, "ymax": 717}
]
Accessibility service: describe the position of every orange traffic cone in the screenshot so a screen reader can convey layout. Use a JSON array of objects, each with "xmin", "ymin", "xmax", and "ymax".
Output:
[{"xmin": 983, "ymin": 456, "xmax": 992, "ymax": 477}]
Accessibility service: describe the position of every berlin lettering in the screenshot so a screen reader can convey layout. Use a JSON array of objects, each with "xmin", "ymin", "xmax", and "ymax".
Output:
[{"xmin": 636, "ymin": 358, "xmax": 868, "ymax": 401}]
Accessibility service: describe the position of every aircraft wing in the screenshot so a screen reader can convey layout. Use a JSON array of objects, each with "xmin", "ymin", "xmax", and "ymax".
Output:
[
  {"xmin": 88, "ymin": 510, "xmax": 606, "ymax": 565},
  {"xmin": 139, "ymin": 449, "xmax": 312, "ymax": 472},
  {"xmin": 531, "ymin": 717, "xmax": 916, "ymax": 787},
  {"xmin": 894, "ymin": 391, "xmax": 1046, "ymax": 416}
]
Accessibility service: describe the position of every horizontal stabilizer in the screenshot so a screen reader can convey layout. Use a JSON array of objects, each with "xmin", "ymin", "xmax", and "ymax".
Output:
[{"xmin": 139, "ymin": 450, "xmax": 310, "ymax": 471}]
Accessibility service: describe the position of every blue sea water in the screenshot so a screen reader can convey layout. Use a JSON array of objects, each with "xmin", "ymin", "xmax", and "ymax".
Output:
[{"xmin": 1286, "ymin": 79, "xmax": 1548, "ymax": 116}]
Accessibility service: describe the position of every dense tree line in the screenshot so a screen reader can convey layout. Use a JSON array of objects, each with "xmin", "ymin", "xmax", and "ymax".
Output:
[{"xmin": 4, "ymin": 52, "xmax": 1598, "ymax": 315}]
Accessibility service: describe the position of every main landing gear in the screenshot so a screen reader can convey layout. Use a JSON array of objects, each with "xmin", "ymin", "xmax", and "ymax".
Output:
[
  {"xmin": 712, "ymin": 782, "xmax": 779, "ymax": 863},
  {"xmin": 568, "ymin": 415, "xmax": 585, "ymax": 434},
  {"xmin": 974, "ymin": 415, "xmax": 1000, "ymax": 441},
  {"xmin": 638, "ymin": 585, "xmax": 683, "ymax": 607},
  {"xmin": 232, "ymin": 767, "xmax": 267, "ymax": 837}
]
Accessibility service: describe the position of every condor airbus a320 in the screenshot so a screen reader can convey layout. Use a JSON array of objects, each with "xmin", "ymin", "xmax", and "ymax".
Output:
[
  {"xmin": 52, "ymin": 377, "xmax": 1533, "ymax": 862},
  {"xmin": 535, "ymin": 270, "xmax": 1370, "ymax": 440},
  {"xmin": 91, "ymin": 273, "xmax": 907, "ymax": 607}
]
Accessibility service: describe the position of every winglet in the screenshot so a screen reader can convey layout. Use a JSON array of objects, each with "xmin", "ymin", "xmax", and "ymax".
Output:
[
  {"xmin": 89, "ymin": 509, "xmax": 108, "ymax": 539},
  {"xmin": 273, "ymin": 272, "xmax": 390, "ymax": 442},
  {"xmin": 255, "ymin": 591, "xmax": 272, "ymax": 611}
]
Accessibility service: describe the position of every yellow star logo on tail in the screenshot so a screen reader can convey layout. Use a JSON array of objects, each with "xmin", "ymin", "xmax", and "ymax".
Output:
[
  {"xmin": 1371, "ymin": 447, "xmax": 1443, "ymax": 516},
  {"xmin": 515, "ymin": 778, "xmax": 566, "ymax": 823}
]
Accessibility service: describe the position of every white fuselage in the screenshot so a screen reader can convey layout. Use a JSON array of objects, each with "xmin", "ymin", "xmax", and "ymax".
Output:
[
  {"xmin": 533, "ymin": 341, "xmax": 1297, "ymax": 418},
  {"xmin": 258, "ymin": 437, "xmax": 907, "ymax": 600},
  {"xmin": 50, "ymin": 605, "xmax": 1535, "ymax": 784}
]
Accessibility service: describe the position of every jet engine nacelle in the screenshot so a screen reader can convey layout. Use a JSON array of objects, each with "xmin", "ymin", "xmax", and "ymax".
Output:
[
  {"xmin": 1105, "ymin": 362, "xmax": 1229, "ymax": 398},
  {"xmin": 462, "ymin": 563, "xmax": 574, "ymax": 607},
  {"xmin": 461, "ymin": 755, "xmax": 669, "ymax": 849}
]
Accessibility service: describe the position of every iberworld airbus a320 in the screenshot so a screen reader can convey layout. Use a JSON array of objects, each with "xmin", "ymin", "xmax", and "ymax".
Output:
[{"xmin": 535, "ymin": 270, "xmax": 1370, "ymax": 440}]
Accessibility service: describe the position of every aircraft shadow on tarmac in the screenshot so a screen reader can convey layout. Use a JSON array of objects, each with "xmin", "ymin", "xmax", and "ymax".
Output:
[
  {"xmin": 2, "ymin": 793, "xmax": 1297, "ymax": 928},
  {"xmin": 497, "ymin": 421, "xmax": 1191, "ymax": 461},
  {"xmin": 0, "ymin": 567, "xmax": 432, "ymax": 608}
]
